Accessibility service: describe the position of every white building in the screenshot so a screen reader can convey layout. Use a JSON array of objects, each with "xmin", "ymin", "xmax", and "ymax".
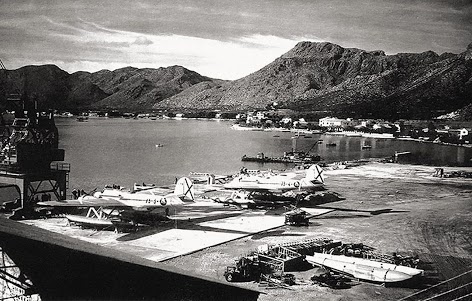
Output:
[
  {"xmin": 319, "ymin": 117, "xmax": 344, "ymax": 127},
  {"xmin": 280, "ymin": 117, "xmax": 292, "ymax": 124},
  {"xmin": 256, "ymin": 111, "xmax": 266, "ymax": 119}
]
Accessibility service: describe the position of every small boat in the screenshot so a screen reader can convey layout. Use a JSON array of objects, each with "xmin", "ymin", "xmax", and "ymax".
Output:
[
  {"xmin": 306, "ymin": 253, "xmax": 424, "ymax": 283},
  {"xmin": 155, "ymin": 144, "xmax": 164, "ymax": 148},
  {"xmin": 76, "ymin": 116, "xmax": 88, "ymax": 122}
]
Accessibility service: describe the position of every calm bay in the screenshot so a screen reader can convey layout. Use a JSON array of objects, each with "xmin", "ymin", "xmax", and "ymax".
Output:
[{"xmin": 56, "ymin": 118, "xmax": 472, "ymax": 191}]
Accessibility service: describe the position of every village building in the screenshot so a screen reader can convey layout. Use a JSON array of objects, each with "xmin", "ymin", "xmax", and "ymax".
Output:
[
  {"xmin": 318, "ymin": 117, "xmax": 344, "ymax": 128},
  {"xmin": 280, "ymin": 117, "xmax": 292, "ymax": 125}
]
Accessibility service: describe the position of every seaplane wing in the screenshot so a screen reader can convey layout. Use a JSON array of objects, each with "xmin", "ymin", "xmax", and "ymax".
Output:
[
  {"xmin": 39, "ymin": 178, "xmax": 197, "ymax": 230},
  {"xmin": 38, "ymin": 197, "xmax": 124, "ymax": 207},
  {"xmin": 39, "ymin": 177, "xmax": 195, "ymax": 209},
  {"xmin": 39, "ymin": 193, "xmax": 186, "ymax": 208}
]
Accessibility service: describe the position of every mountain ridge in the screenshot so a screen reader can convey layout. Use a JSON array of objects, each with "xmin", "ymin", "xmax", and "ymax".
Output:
[
  {"xmin": 1, "ymin": 41, "xmax": 471, "ymax": 119},
  {"xmin": 158, "ymin": 41, "xmax": 472, "ymax": 119}
]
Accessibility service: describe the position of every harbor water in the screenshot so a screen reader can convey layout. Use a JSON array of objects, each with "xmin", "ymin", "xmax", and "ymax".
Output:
[{"xmin": 56, "ymin": 118, "xmax": 472, "ymax": 191}]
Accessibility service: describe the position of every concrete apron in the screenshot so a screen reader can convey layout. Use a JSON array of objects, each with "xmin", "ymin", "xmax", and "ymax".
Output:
[{"xmin": 21, "ymin": 205, "xmax": 334, "ymax": 262}]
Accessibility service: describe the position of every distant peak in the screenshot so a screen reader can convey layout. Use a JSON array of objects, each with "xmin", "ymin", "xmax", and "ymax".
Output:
[
  {"xmin": 284, "ymin": 41, "xmax": 347, "ymax": 59},
  {"xmin": 293, "ymin": 41, "xmax": 344, "ymax": 51},
  {"xmin": 465, "ymin": 42, "xmax": 472, "ymax": 60},
  {"xmin": 289, "ymin": 41, "xmax": 390, "ymax": 58},
  {"xmin": 114, "ymin": 66, "xmax": 138, "ymax": 73}
]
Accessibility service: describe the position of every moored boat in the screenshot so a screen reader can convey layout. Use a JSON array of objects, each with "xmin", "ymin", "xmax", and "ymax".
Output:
[
  {"xmin": 361, "ymin": 142, "xmax": 372, "ymax": 149},
  {"xmin": 241, "ymin": 152, "xmax": 321, "ymax": 164}
]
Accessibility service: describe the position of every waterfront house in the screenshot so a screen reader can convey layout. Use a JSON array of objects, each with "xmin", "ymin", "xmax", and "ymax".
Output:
[
  {"xmin": 281, "ymin": 117, "xmax": 292, "ymax": 125},
  {"xmin": 256, "ymin": 111, "xmax": 266, "ymax": 120},
  {"xmin": 319, "ymin": 117, "xmax": 344, "ymax": 127},
  {"xmin": 235, "ymin": 113, "xmax": 246, "ymax": 120},
  {"xmin": 293, "ymin": 118, "xmax": 308, "ymax": 128},
  {"xmin": 246, "ymin": 111, "xmax": 266, "ymax": 125}
]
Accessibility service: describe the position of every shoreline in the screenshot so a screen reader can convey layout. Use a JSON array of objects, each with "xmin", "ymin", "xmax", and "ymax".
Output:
[
  {"xmin": 231, "ymin": 124, "xmax": 472, "ymax": 149},
  {"xmin": 397, "ymin": 136, "xmax": 472, "ymax": 148}
]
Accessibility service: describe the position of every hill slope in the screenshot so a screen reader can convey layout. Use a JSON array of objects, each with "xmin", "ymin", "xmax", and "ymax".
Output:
[
  {"xmin": 0, "ymin": 64, "xmax": 70, "ymax": 110},
  {"xmin": 87, "ymin": 66, "xmax": 214, "ymax": 110},
  {"xmin": 0, "ymin": 65, "xmax": 215, "ymax": 111},
  {"xmin": 1, "ymin": 41, "xmax": 471, "ymax": 119},
  {"xmin": 157, "ymin": 42, "xmax": 472, "ymax": 119}
]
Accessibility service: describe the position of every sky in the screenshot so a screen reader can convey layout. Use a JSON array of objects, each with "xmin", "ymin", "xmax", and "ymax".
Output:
[{"xmin": 1, "ymin": 0, "xmax": 471, "ymax": 80}]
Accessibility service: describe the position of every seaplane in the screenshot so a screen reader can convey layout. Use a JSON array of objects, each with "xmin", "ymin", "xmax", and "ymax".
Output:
[
  {"xmin": 212, "ymin": 164, "xmax": 392, "ymax": 220},
  {"xmin": 224, "ymin": 164, "xmax": 325, "ymax": 192},
  {"xmin": 212, "ymin": 164, "xmax": 325, "ymax": 209},
  {"xmin": 38, "ymin": 177, "xmax": 195, "ymax": 231}
]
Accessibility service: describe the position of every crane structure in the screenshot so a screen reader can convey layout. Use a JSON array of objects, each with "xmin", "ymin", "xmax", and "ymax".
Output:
[{"xmin": 0, "ymin": 59, "xmax": 69, "ymax": 219}]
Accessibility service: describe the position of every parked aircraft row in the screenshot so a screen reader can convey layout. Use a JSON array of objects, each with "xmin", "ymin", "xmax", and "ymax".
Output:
[
  {"xmin": 214, "ymin": 164, "xmax": 324, "ymax": 208},
  {"xmin": 38, "ymin": 163, "xmax": 393, "ymax": 231},
  {"xmin": 37, "ymin": 164, "xmax": 326, "ymax": 230}
]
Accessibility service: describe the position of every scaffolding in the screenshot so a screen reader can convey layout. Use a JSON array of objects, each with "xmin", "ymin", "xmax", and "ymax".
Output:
[
  {"xmin": 0, "ymin": 162, "xmax": 69, "ymax": 218},
  {"xmin": 279, "ymin": 238, "xmax": 342, "ymax": 255},
  {"xmin": 0, "ymin": 247, "xmax": 39, "ymax": 301}
]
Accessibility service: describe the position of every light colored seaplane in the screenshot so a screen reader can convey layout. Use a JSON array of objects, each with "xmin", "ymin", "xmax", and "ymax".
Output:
[
  {"xmin": 38, "ymin": 177, "xmax": 195, "ymax": 230},
  {"xmin": 213, "ymin": 164, "xmax": 325, "ymax": 208},
  {"xmin": 213, "ymin": 164, "xmax": 390, "ymax": 218},
  {"xmin": 223, "ymin": 164, "xmax": 325, "ymax": 192}
]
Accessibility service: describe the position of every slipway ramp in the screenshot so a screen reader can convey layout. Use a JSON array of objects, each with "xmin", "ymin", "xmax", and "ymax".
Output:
[{"xmin": 0, "ymin": 217, "xmax": 260, "ymax": 301}]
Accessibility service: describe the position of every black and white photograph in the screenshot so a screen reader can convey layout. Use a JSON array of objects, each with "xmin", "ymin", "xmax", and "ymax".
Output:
[{"xmin": 0, "ymin": 1, "xmax": 471, "ymax": 300}]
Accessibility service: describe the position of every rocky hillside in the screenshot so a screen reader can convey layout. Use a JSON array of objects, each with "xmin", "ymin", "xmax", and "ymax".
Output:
[
  {"xmin": 157, "ymin": 42, "xmax": 472, "ymax": 119},
  {"xmin": 0, "ymin": 65, "xmax": 214, "ymax": 111},
  {"xmin": 450, "ymin": 103, "xmax": 472, "ymax": 121},
  {"xmin": 84, "ymin": 66, "xmax": 214, "ymax": 110},
  {"xmin": 0, "ymin": 64, "xmax": 70, "ymax": 110},
  {"xmin": 1, "ymin": 41, "xmax": 471, "ymax": 119}
]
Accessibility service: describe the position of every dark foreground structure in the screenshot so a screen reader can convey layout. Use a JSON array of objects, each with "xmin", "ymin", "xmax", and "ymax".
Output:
[{"xmin": 0, "ymin": 218, "xmax": 260, "ymax": 300}]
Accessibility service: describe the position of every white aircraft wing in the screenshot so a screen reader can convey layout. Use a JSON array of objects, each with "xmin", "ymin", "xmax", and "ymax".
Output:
[
  {"xmin": 39, "ymin": 194, "xmax": 185, "ymax": 208},
  {"xmin": 37, "ymin": 196, "xmax": 132, "ymax": 208}
]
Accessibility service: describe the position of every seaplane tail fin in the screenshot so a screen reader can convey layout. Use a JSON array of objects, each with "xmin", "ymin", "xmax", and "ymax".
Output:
[
  {"xmin": 174, "ymin": 177, "xmax": 195, "ymax": 201},
  {"xmin": 306, "ymin": 164, "xmax": 324, "ymax": 184}
]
